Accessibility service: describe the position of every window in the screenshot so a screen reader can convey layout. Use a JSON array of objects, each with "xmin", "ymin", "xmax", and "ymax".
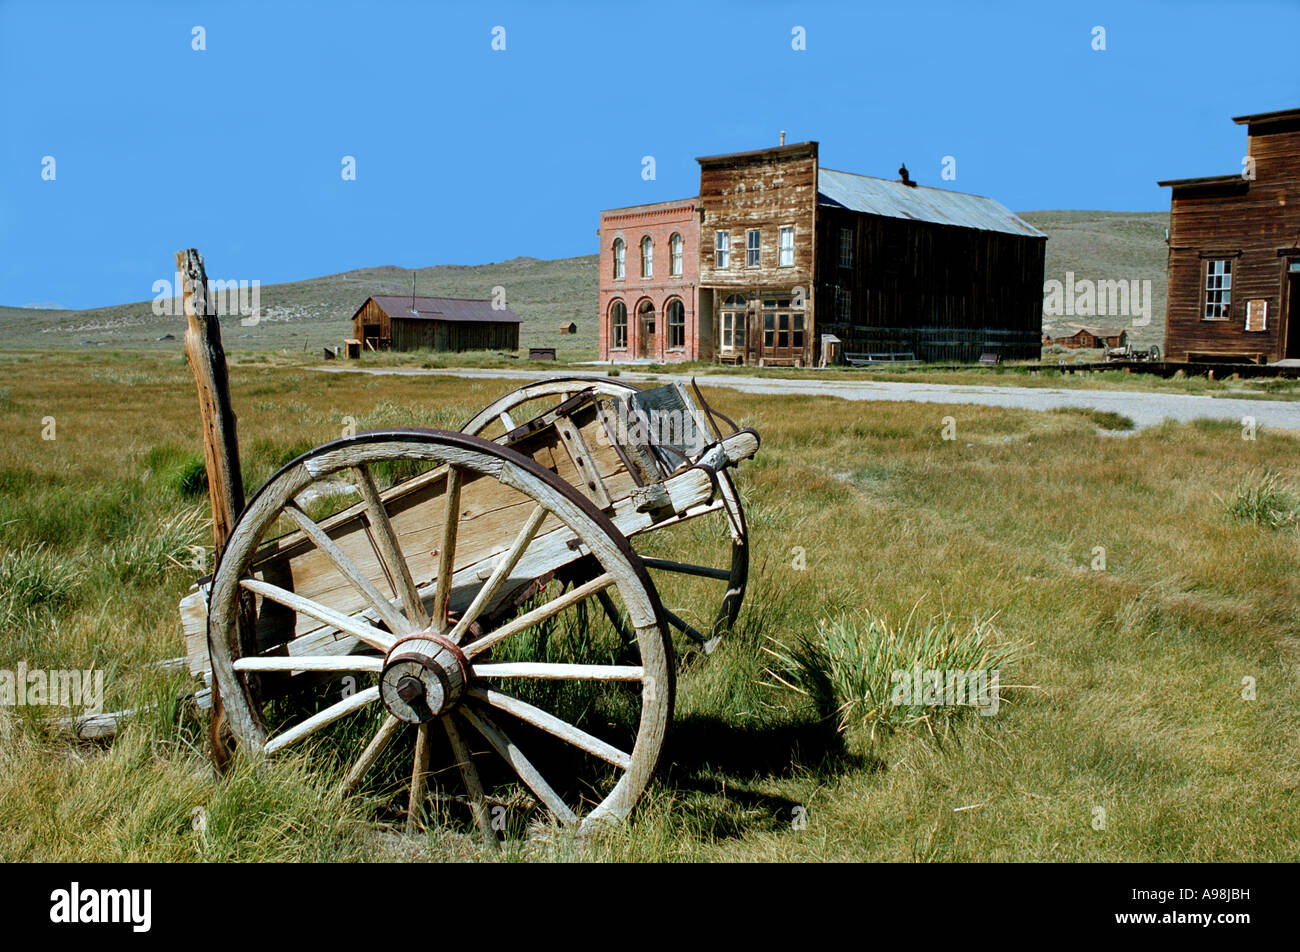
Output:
[
  {"xmin": 747, "ymin": 229, "xmax": 761, "ymax": 268},
  {"xmin": 715, "ymin": 231, "xmax": 730, "ymax": 269},
  {"xmin": 836, "ymin": 287, "xmax": 851, "ymax": 322},
  {"xmin": 1246, "ymin": 299, "xmax": 1268, "ymax": 332},
  {"xmin": 640, "ymin": 236, "xmax": 653, "ymax": 278},
  {"xmin": 667, "ymin": 299, "xmax": 686, "ymax": 348},
  {"xmin": 1204, "ymin": 259, "xmax": 1232, "ymax": 319},
  {"xmin": 721, "ymin": 294, "xmax": 746, "ymax": 352},
  {"xmin": 793, "ymin": 313, "xmax": 805, "ymax": 350},
  {"xmin": 613, "ymin": 239, "xmax": 625, "ymax": 280},
  {"xmin": 839, "ymin": 227, "xmax": 853, "ymax": 268},
  {"xmin": 670, "ymin": 233, "xmax": 683, "ymax": 276},
  {"xmin": 609, "ymin": 300, "xmax": 627, "ymax": 349},
  {"xmin": 779, "ymin": 226, "xmax": 795, "ymax": 267},
  {"xmin": 763, "ymin": 313, "xmax": 775, "ymax": 348}
]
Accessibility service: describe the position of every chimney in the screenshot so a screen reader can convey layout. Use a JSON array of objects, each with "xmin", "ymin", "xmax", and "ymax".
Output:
[
  {"xmin": 779, "ymin": 130, "xmax": 786, "ymax": 146},
  {"xmin": 898, "ymin": 163, "xmax": 916, "ymax": 187}
]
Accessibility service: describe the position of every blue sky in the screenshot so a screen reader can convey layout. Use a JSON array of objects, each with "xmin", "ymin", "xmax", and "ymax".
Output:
[{"xmin": 2, "ymin": 0, "xmax": 1297, "ymax": 309}]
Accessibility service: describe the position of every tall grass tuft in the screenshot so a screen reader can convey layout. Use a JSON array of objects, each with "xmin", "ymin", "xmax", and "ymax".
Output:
[
  {"xmin": 1218, "ymin": 470, "xmax": 1298, "ymax": 529},
  {"xmin": 0, "ymin": 543, "xmax": 80, "ymax": 627},
  {"xmin": 763, "ymin": 606, "xmax": 1025, "ymax": 741}
]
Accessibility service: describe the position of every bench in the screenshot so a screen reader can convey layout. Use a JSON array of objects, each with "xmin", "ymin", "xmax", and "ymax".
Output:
[
  {"xmin": 978, "ymin": 353, "xmax": 1003, "ymax": 366},
  {"xmin": 528, "ymin": 347, "xmax": 557, "ymax": 361},
  {"xmin": 843, "ymin": 350, "xmax": 917, "ymax": 366}
]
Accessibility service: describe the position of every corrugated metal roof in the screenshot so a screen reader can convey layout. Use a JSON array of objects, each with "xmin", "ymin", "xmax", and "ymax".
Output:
[
  {"xmin": 365, "ymin": 295, "xmax": 521, "ymax": 324},
  {"xmin": 817, "ymin": 168, "xmax": 1046, "ymax": 238}
]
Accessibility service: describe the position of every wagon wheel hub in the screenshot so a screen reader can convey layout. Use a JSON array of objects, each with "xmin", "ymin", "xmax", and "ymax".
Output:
[{"xmin": 380, "ymin": 634, "xmax": 470, "ymax": 723}]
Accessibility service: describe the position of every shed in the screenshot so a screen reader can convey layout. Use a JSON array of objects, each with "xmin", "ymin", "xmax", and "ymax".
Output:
[
  {"xmin": 558, "ymin": 321, "xmax": 578, "ymax": 335},
  {"xmin": 350, "ymin": 295, "xmax": 521, "ymax": 353},
  {"xmin": 1047, "ymin": 326, "xmax": 1127, "ymax": 349}
]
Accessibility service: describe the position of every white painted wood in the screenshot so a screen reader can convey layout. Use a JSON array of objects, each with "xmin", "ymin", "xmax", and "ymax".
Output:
[
  {"xmin": 468, "ymin": 685, "xmax": 631, "ymax": 769},
  {"xmin": 447, "ymin": 504, "xmax": 547, "ymax": 644},
  {"xmin": 463, "ymin": 573, "xmax": 615, "ymax": 659},
  {"xmin": 355, "ymin": 463, "xmax": 430, "ymax": 628},
  {"xmin": 240, "ymin": 578, "xmax": 396, "ymax": 653},
  {"xmin": 232, "ymin": 655, "xmax": 382, "ymax": 673},
  {"xmin": 263, "ymin": 686, "xmax": 379, "ymax": 755},
  {"xmin": 471, "ymin": 662, "xmax": 644, "ymax": 681},
  {"xmin": 460, "ymin": 705, "xmax": 577, "ymax": 826},
  {"xmin": 283, "ymin": 502, "xmax": 413, "ymax": 636}
]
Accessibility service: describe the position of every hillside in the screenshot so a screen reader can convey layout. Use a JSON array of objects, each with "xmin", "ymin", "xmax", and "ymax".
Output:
[{"xmin": 0, "ymin": 210, "xmax": 1169, "ymax": 357}]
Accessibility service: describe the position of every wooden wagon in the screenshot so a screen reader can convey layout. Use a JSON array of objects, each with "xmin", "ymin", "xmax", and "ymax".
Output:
[{"xmin": 178, "ymin": 352, "xmax": 759, "ymax": 842}]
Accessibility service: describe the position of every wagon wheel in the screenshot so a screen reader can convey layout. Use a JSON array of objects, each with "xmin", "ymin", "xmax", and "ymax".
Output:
[
  {"xmin": 462, "ymin": 377, "xmax": 749, "ymax": 654},
  {"xmin": 205, "ymin": 429, "xmax": 674, "ymax": 842}
]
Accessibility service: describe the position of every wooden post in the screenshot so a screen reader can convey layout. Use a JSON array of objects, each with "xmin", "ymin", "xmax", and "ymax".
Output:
[{"xmin": 177, "ymin": 248, "xmax": 247, "ymax": 769}]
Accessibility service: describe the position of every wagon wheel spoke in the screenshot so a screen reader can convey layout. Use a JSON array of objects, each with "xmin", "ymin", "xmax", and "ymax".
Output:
[
  {"xmin": 462, "ymin": 572, "xmax": 616, "ymax": 658},
  {"xmin": 430, "ymin": 465, "xmax": 464, "ymax": 635},
  {"xmin": 471, "ymin": 662, "xmax": 644, "ymax": 680},
  {"xmin": 663, "ymin": 608, "xmax": 709, "ymax": 648},
  {"xmin": 639, "ymin": 556, "xmax": 731, "ymax": 581},
  {"xmin": 339, "ymin": 714, "xmax": 403, "ymax": 795},
  {"xmin": 444, "ymin": 714, "xmax": 497, "ymax": 849},
  {"xmin": 263, "ymin": 686, "xmax": 380, "ymax": 755},
  {"xmin": 355, "ymin": 463, "xmax": 430, "ymax": 628},
  {"xmin": 460, "ymin": 704, "xmax": 577, "ymax": 826},
  {"xmin": 240, "ymin": 578, "xmax": 396, "ymax": 653},
  {"xmin": 233, "ymin": 655, "xmax": 382, "ymax": 673},
  {"xmin": 595, "ymin": 587, "xmax": 636, "ymax": 646},
  {"xmin": 282, "ymin": 501, "xmax": 413, "ymax": 636},
  {"xmin": 448, "ymin": 504, "xmax": 547, "ymax": 645},
  {"xmin": 405, "ymin": 722, "xmax": 437, "ymax": 832},
  {"xmin": 468, "ymin": 685, "xmax": 631, "ymax": 769}
]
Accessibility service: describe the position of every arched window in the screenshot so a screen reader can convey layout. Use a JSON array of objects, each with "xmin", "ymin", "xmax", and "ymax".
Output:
[
  {"xmin": 640, "ymin": 236, "xmax": 653, "ymax": 278},
  {"xmin": 670, "ymin": 233, "xmax": 683, "ymax": 276},
  {"xmin": 612, "ymin": 238, "xmax": 625, "ymax": 280},
  {"xmin": 721, "ymin": 294, "xmax": 746, "ymax": 353},
  {"xmin": 609, "ymin": 300, "xmax": 627, "ymax": 350},
  {"xmin": 667, "ymin": 299, "xmax": 686, "ymax": 349}
]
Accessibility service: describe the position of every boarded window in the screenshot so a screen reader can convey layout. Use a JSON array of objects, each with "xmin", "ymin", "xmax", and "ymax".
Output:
[{"xmin": 1245, "ymin": 299, "xmax": 1268, "ymax": 332}]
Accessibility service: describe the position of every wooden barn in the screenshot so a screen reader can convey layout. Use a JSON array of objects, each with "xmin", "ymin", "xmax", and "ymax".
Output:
[
  {"xmin": 1159, "ymin": 108, "xmax": 1300, "ymax": 363},
  {"xmin": 349, "ymin": 295, "xmax": 520, "ymax": 353},
  {"xmin": 1045, "ymin": 326, "xmax": 1127, "ymax": 349}
]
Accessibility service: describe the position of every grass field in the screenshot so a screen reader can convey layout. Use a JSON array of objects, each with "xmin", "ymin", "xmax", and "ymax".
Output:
[{"xmin": 0, "ymin": 350, "xmax": 1296, "ymax": 861}]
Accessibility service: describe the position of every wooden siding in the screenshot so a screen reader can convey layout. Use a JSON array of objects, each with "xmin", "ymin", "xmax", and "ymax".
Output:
[
  {"xmin": 352, "ymin": 297, "xmax": 392, "ymax": 344},
  {"xmin": 1164, "ymin": 115, "xmax": 1300, "ymax": 363},
  {"xmin": 698, "ymin": 143, "xmax": 819, "ymax": 365},
  {"xmin": 815, "ymin": 205, "xmax": 1046, "ymax": 362},
  {"xmin": 390, "ymin": 318, "xmax": 518, "ymax": 353}
]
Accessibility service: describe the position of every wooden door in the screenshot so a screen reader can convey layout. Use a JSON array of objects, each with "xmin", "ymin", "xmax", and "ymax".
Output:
[{"xmin": 639, "ymin": 302, "xmax": 657, "ymax": 358}]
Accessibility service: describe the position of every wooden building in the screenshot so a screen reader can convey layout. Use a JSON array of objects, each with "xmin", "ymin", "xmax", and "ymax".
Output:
[
  {"xmin": 1045, "ymin": 326, "xmax": 1127, "ymax": 349},
  {"xmin": 349, "ymin": 295, "xmax": 520, "ymax": 353},
  {"xmin": 1159, "ymin": 108, "xmax": 1300, "ymax": 363},
  {"xmin": 598, "ymin": 139, "xmax": 1045, "ymax": 365}
]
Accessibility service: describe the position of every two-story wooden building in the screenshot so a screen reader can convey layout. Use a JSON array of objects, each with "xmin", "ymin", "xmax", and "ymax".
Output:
[
  {"xmin": 1159, "ymin": 108, "xmax": 1300, "ymax": 364},
  {"xmin": 597, "ymin": 139, "xmax": 1046, "ymax": 365}
]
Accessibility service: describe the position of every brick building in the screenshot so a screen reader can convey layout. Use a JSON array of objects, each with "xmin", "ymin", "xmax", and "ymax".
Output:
[
  {"xmin": 1158, "ymin": 108, "xmax": 1300, "ymax": 363},
  {"xmin": 597, "ymin": 139, "xmax": 1045, "ymax": 365},
  {"xmin": 597, "ymin": 198, "xmax": 702, "ymax": 362}
]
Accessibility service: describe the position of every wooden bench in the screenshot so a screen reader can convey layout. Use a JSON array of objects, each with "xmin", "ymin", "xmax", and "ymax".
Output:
[
  {"xmin": 978, "ymin": 352, "xmax": 1003, "ymax": 366},
  {"xmin": 844, "ymin": 351, "xmax": 917, "ymax": 366}
]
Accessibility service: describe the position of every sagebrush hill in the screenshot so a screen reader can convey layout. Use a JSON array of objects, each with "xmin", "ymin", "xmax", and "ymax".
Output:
[{"xmin": 0, "ymin": 211, "xmax": 1167, "ymax": 358}]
